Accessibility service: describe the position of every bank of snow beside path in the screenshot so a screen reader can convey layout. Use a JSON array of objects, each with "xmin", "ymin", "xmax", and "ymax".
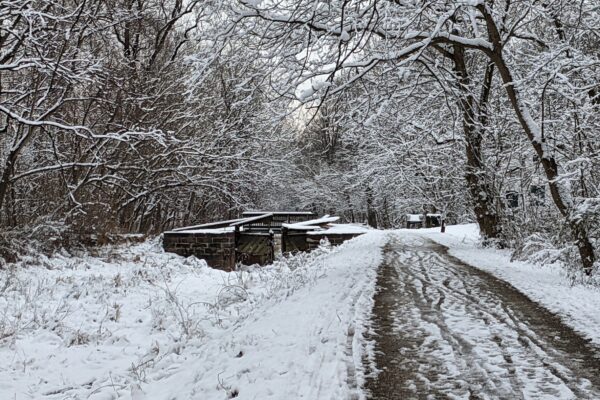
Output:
[
  {"xmin": 415, "ymin": 224, "xmax": 600, "ymax": 346},
  {"xmin": 0, "ymin": 231, "xmax": 386, "ymax": 400}
]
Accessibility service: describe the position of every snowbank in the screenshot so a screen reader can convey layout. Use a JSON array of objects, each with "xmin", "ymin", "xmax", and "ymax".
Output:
[
  {"xmin": 415, "ymin": 224, "xmax": 600, "ymax": 346},
  {"xmin": 0, "ymin": 232, "xmax": 387, "ymax": 399}
]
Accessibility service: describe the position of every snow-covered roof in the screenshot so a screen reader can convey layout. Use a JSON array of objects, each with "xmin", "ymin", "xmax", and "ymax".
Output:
[
  {"xmin": 306, "ymin": 224, "xmax": 370, "ymax": 235},
  {"xmin": 280, "ymin": 224, "xmax": 317, "ymax": 231},
  {"xmin": 171, "ymin": 218, "xmax": 244, "ymax": 232},
  {"xmin": 242, "ymin": 211, "xmax": 315, "ymax": 216},
  {"xmin": 230, "ymin": 213, "xmax": 274, "ymax": 226},
  {"xmin": 166, "ymin": 227, "xmax": 235, "ymax": 234},
  {"xmin": 282, "ymin": 215, "xmax": 340, "ymax": 230}
]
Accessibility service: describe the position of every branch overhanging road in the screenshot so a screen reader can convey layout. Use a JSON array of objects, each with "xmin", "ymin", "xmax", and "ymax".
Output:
[{"xmin": 364, "ymin": 233, "xmax": 600, "ymax": 400}]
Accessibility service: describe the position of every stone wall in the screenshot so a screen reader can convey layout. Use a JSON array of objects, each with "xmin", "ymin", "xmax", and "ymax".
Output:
[
  {"xmin": 162, "ymin": 232, "xmax": 236, "ymax": 271},
  {"xmin": 163, "ymin": 230, "xmax": 365, "ymax": 270}
]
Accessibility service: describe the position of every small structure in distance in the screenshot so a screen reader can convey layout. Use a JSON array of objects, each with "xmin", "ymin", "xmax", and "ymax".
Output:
[
  {"xmin": 405, "ymin": 213, "xmax": 443, "ymax": 229},
  {"xmin": 163, "ymin": 211, "xmax": 368, "ymax": 270}
]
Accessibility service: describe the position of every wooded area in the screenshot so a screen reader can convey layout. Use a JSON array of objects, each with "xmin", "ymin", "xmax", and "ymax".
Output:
[{"xmin": 1, "ymin": 0, "xmax": 599, "ymax": 275}]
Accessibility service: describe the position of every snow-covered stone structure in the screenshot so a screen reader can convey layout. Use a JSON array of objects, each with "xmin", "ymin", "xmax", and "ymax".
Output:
[{"xmin": 163, "ymin": 212, "xmax": 368, "ymax": 270}]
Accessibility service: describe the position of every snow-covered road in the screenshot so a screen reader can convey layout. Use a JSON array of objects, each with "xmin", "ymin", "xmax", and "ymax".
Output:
[{"xmin": 365, "ymin": 233, "xmax": 600, "ymax": 399}]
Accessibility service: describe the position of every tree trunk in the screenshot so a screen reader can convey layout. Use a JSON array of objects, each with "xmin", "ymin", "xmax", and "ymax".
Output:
[
  {"xmin": 366, "ymin": 186, "xmax": 377, "ymax": 228},
  {"xmin": 0, "ymin": 125, "xmax": 36, "ymax": 226},
  {"xmin": 0, "ymin": 159, "xmax": 15, "ymax": 222},
  {"xmin": 452, "ymin": 43, "xmax": 502, "ymax": 243},
  {"xmin": 480, "ymin": 6, "xmax": 596, "ymax": 274},
  {"xmin": 184, "ymin": 191, "xmax": 196, "ymax": 226},
  {"xmin": 0, "ymin": 134, "xmax": 26, "ymax": 221}
]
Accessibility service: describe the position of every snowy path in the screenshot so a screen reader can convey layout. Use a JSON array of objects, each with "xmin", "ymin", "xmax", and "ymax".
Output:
[{"xmin": 365, "ymin": 234, "xmax": 600, "ymax": 399}]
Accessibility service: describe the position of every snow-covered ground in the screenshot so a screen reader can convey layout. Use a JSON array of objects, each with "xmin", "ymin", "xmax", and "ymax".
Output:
[
  {"xmin": 415, "ymin": 224, "xmax": 600, "ymax": 346},
  {"xmin": 3, "ymin": 224, "xmax": 599, "ymax": 399},
  {"xmin": 0, "ymin": 232, "xmax": 386, "ymax": 400}
]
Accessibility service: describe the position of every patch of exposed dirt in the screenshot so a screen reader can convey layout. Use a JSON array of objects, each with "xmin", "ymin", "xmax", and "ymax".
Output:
[{"xmin": 364, "ymin": 235, "xmax": 600, "ymax": 399}]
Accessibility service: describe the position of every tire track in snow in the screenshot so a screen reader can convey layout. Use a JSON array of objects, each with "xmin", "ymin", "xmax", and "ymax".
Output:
[{"xmin": 365, "ymin": 234, "xmax": 600, "ymax": 399}]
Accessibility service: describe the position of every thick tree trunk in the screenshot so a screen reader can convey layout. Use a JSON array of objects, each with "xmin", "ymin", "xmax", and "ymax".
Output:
[
  {"xmin": 0, "ymin": 143, "xmax": 22, "ymax": 221},
  {"xmin": 480, "ymin": 6, "xmax": 596, "ymax": 274},
  {"xmin": 0, "ymin": 159, "xmax": 14, "ymax": 221},
  {"xmin": 366, "ymin": 186, "xmax": 377, "ymax": 228},
  {"xmin": 184, "ymin": 191, "xmax": 196, "ymax": 226},
  {"xmin": 382, "ymin": 197, "xmax": 391, "ymax": 229},
  {"xmin": 0, "ymin": 126, "xmax": 34, "ymax": 223},
  {"xmin": 495, "ymin": 57, "xmax": 595, "ymax": 273},
  {"xmin": 452, "ymin": 44, "xmax": 502, "ymax": 243}
]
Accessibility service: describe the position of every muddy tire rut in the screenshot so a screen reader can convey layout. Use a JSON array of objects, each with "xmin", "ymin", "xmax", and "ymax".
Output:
[{"xmin": 364, "ymin": 234, "xmax": 600, "ymax": 399}]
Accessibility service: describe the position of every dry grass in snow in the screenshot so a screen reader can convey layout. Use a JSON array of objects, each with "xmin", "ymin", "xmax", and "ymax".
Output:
[{"xmin": 0, "ymin": 232, "xmax": 387, "ymax": 400}]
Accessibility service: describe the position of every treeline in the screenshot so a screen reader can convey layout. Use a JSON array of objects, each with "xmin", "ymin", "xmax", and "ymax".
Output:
[
  {"xmin": 1, "ymin": 1, "xmax": 599, "ymax": 275},
  {"xmin": 0, "ymin": 0, "xmax": 283, "ymax": 244},
  {"xmin": 226, "ymin": 0, "xmax": 600, "ymax": 275}
]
